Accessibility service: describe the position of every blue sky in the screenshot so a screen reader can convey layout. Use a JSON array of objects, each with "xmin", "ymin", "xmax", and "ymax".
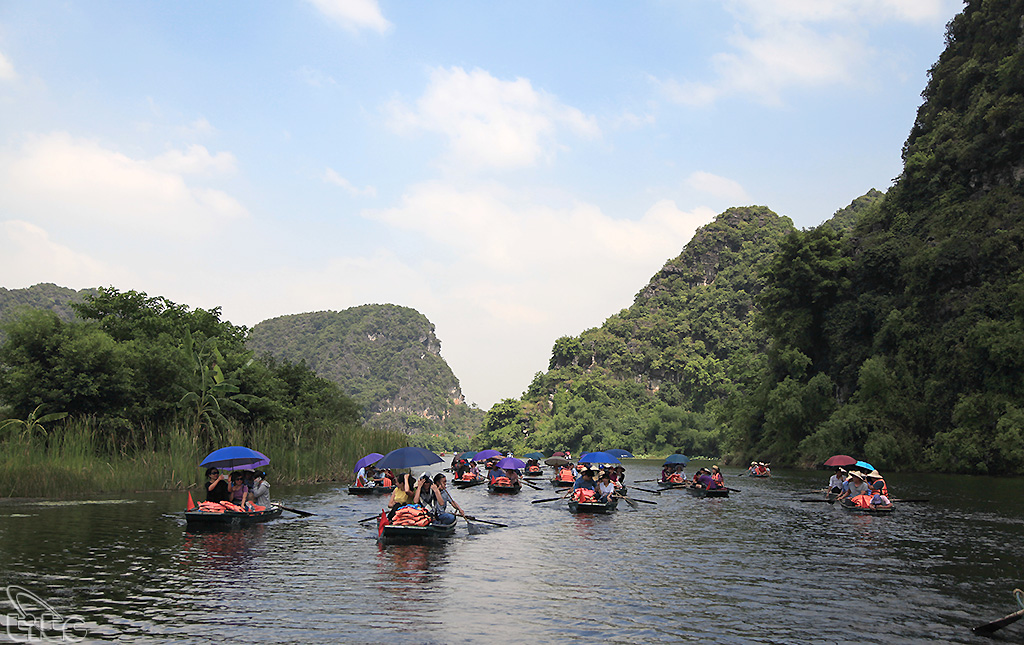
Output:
[{"xmin": 0, "ymin": 0, "xmax": 962, "ymax": 408}]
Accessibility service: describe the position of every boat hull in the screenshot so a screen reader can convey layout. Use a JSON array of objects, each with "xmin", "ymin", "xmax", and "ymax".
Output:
[
  {"xmin": 487, "ymin": 482, "xmax": 521, "ymax": 494},
  {"xmin": 688, "ymin": 487, "xmax": 730, "ymax": 498},
  {"xmin": 453, "ymin": 477, "xmax": 485, "ymax": 489},
  {"xmin": 838, "ymin": 499, "xmax": 894, "ymax": 514},
  {"xmin": 551, "ymin": 480, "xmax": 573, "ymax": 488},
  {"xmin": 347, "ymin": 485, "xmax": 394, "ymax": 495},
  {"xmin": 184, "ymin": 504, "xmax": 283, "ymax": 530},
  {"xmin": 379, "ymin": 518, "xmax": 458, "ymax": 544},
  {"xmin": 568, "ymin": 498, "xmax": 618, "ymax": 514},
  {"xmin": 657, "ymin": 481, "xmax": 692, "ymax": 490}
]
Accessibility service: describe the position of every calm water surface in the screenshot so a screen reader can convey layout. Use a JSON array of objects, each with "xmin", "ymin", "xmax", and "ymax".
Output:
[{"xmin": 1, "ymin": 462, "xmax": 1022, "ymax": 643}]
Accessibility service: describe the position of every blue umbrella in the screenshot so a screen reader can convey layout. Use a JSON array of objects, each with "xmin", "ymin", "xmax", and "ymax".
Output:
[
  {"xmin": 200, "ymin": 446, "xmax": 270, "ymax": 471},
  {"xmin": 496, "ymin": 457, "xmax": 526, "ymax": 470},
  {"xmin": 473, "ymin": 449, "xmax": 502, "ymax": 461},
  {"xmin": 606, "ymin": 449, "xmax": 634, "ymax": 459},
  {"xmin": 353, "ymin": 452, "xmax": 384, "ymax": 473},
  {"xmin": 663, "ymin": 454, "xmax": 689, "ymax": 466},
  {"xmin": 374, "ymin": 447, "xmax": 444, "ymax": 470},
  {"xmin": 522, "ymin": 452, "xmax": 545, "ymax": 460},
  {"xmin": 578, "ymin": 451, "xmax": 622, "ymax": 465},
  {"xmin": 852, "ymin": 460, "xmax": 875, "ymax": 472},
  {"xmin": 454, "ymin": 451, "xmax": 476, "ymax": 462}
]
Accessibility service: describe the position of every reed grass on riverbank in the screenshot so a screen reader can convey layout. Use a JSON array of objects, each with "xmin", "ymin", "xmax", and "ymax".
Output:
[{"xmin": 0, "ymin": 418, "xmax": 409, "ymax": 498}]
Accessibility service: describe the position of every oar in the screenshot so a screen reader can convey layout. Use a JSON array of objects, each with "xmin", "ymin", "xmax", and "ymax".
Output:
[
  {"xmin": 629, "ymin": 486, "xmax": 662, "ymax": 496},
  {"xmin": 974, "ymin": 590, "xmax": 1024, "ymax": 634},
  {"xmin": 634, "ymin": 479, "xmax": 658, "ymax": 483},
  {"xmin": 520, "ymin": 479, "xmax": 543, "ymax": 491},
  {"xmin": 464, "ymin": 515, "xmax": 508, "ymax": 527},
  {"xmin": 614, "ymin": 494, "xmax": 638, "ymax": 509},
  {"xmin": 358, "ymin": 512, "xmax": 383, "ymax": 523},
  {"xmin": 279, "ymin": 504, "xmax": 315, "ymax": 517},
  {"xmin": 617, "ymin": 495, "xmax": 656, "ymax": 505},
  {"xmin": 799, "ymin": 499, "xmax": 836, "ymax": 503},
  {"xmin": 726, "ymin": 487, "xmax": 741, "ymax": 493},
  {"xmin": 890, "ymin": 498, "xmax": 929, "ymax": 503},
  {"xmin": 531, "ymin": 496, "xmax": 567, "ymax": 504}
]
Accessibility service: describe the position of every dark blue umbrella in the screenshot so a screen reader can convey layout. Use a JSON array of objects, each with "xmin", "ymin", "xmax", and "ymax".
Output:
[
  {"xmin": 605, "ymin": 449, "xmax": 634, "ymax": 459},
  {"xmin": 200, "ymin": 446, "xmax": 270, "ymax": 471},
  {"xmin": 663, "ymin": 454, "xmax": 689, "ymax": 466},
  {"xmin": 578, "ymin": 451, "xmax": 621, "ymax": 465},
  {"xmin": 454, "ymin": 451, "xmax": 476, "ymax": 462},
  {"xmin": 353, "ymin": 453, "xmax": 384, "ymax": 473},
  {"xmin": 473, "ymin": 449, "xmax": 502, "ymax": 461},
  {"xmin": 374, "ymin": 446, "xmax": 444, "ymax": 470},
  {"xmin": 496, "ymin": 457, "xmax": 526, "ymax": 470},
  {"xmin": 522, "ymin": 452, "xmax": 545, "ymax": 460}
]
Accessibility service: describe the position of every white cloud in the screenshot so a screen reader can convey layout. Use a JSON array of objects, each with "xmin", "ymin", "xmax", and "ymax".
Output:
[
  {"xmin": 685, "ymin": 171, "xmax": 751, "ymax": 203},
  {"xmin": 296, "ymin": 66, "xmax": 337, "ymax": 88},
  {"xmin": 658, "ymin": 0, "xmax": 958, "ymax": 106},
  {"xmin": 387, "ymin": 66, "xmax": 599, "ymax": 170},
  {"xmin": 0, "ymin": 51, "xmax": 16, "ymax": 81},
  {"xmin": 0, "ymin": 221, "xmax": 114, "ymax": 288},
  {"xmin": 152, "ymin": 144, "xmax": 237, "ymax": 174},
  {"xmin": 323, "ymin": 168, "xmax": 377, "ymax": 196},
  {"xmin": 0, "ymin": 132, "xmax": 247, "ymax": 237},
  {"xmin": 307, "ymin": 0, "xmax": 391, "ymax": 34}
]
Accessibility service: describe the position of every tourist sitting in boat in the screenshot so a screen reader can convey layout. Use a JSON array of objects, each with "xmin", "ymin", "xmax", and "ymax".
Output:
[
  {"xmin": 555, "ymin": 466, "xmax": 576, "ymax": 483},
  {"xmin": 525, "ymin": 459, "xmax": 542, "ymax": 474},
  {"xmin": 377, "ymin": 469, "xmax": 395, "ymax": 488},
  {"xmin": 694, "ymin": 468, "xmax": 722, "ymax": 490},
  {"xmin": 865, "ymin": 470, "xmax": 889, "ymax": 497},
  {"xmin": 416, "ymin": 473, "xmax": 435, "ymax": 507},
  {"xmin": 205, "ymin": 467, "xmax": 230, "ymax": 503},
  {"xmin": 828, "ymin": 468, "xmax": 847, "ymax": 495},
  {"xmin": 428, "ymin": 473, "xmax": 465, "ymax": 524},
  {"xmin": 387, "ymin": 473, "xmax": 416, "ymax": 511},
  {"xmin": 251, "ymin": 470, "xmax": 270, "ymax": 507},
  {"xmin": 355, "ymin": 464, "xmax": 375, "ymax": 487},
  {"xmin": 870, "ymin": 491, "xmax": 892, "ymax": 508},
  {"xmin": 487, "ymin": 463, "xmax": 504, "ymax": 483},
  {"xmin": 836, "ymin": 472, "xmax": 871, "ymax": 502},
  {"xmin": 573, "ymin": 470, "xmax": 597, "ymax": 492},
  {"xmin": 228, "ymin": 471, "xmax": 249, "ymax": 507},
  {"xmin": 751, "ymin": 462, "xmax": 770, "ymax": 476},
  {"xmin": 710, "ymin": 465, "xmax": 724, "ymax": 488},
  {"xmin": 503, "ymin": 468, "xmax": 521, "ymax": 485},
  {"xmin": 596, "ymin": 473, "xmax": 616, "ymax": 502}
]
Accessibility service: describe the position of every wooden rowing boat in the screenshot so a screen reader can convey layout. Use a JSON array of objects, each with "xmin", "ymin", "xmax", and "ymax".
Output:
[
  {"xmin": 568, "ymin": 497, "xmax": 618, "ymax": 514},
  {"xmin": 378, "ymin": 516, "xmax": 458, "ymax": 545},
  {"xmin": 687, "ymin": 486, "xmax": 729, "ymax": 498},
  {"xmin": 453, "ymin": 476, "xmax": 486, "ymax": 489},
  {"xmin": 657, "ymin": 480, "xmax": 692, "ymax": 490},
  {"xmin": 488, "ymin": 481, "xmax": 522, "ymax": 494},
  {"xmin": 551, "ymin": 479, "xmax": 573, "ymax": 488},
  {"xmin": 184, "ymin": 504, "xmax": 283, "ymax": 530},
  {"xmin": 347, "ymin": 485, "xmax": 394, "ymax": 495},
  {"xmin": 524, "ymin": 468, "xmax": 545, "ymax": 478},
  {"xmin": 838, "ymin": 498, "xmax": 894, "ymax": 514}
]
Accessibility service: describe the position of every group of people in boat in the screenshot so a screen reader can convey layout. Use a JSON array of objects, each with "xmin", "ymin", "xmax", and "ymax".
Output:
[
  {"xmin": 748, "ymin": 462, "xmax": 771, "ymax": 476},
  {"xmin": 828, "ymin": 468, "xmax": 891, "ymax": 508},
  {"xmin": 355, "ymin": 464, "xmax": 396, "ymax": 488},
  {"xmin": 569, "ymin": 469, "xmax": 619, "ymax": 503},
  {"xmin": 384, "ymin": 472, "xmax": 466, "ymax": 526},
  {"xmin": 660, "ymin": 464, "xmax": 725, "ymax": 489},
  {"xmin": 203, "ymin": 466, "xmax": 271, "ymax": 509}
]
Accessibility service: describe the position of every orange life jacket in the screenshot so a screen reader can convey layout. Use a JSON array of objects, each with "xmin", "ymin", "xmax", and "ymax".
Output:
[
  {"xmin": 557, "ymin": 469, "xmax": 574, "ymax": 482},
  {"xmin": 461, "ymin": 472, "xmax": 477, "ymax": 480},
  {"xmin": 851, "ymin": 494, "xmax": 873, "ymax": 508},
  {"xmin": 871, "ymin": 479, "xmax": 889, "ymax": 496},
  {"xmin": 572, "ymin": 488, "xmax": 596, "ymax": 502},
  {"xmin": 668, "ymin": 473, "xmax": 683, "ymax": 483},
  {"xmin": 493, "ymin": 477, "xmax": 512, "ymax": 486}
]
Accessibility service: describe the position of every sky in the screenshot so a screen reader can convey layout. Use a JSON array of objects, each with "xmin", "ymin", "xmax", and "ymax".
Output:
[{"xmin": 0, "ymin": 0, "xmax": 964, "ymax": 409}]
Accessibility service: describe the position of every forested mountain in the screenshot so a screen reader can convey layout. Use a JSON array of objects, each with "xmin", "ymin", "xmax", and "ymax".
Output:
[
  {"xmin": 0, "ymin": 284, "xmax": 94, "ymax": 324},
  {"xmin": 726, "ymin": 0, "xmax": 1024, "ymax": 474},
  {"xmin": 480, "ymin": 0, "xmax": 1024, "ymax": 475},
  {"xmin": 474, "ymin": 206, "xmax": 796, "ymax": 456},
  {"xmin": 248, "ymin": 305, "xmax": 481, "ymax": 448}
]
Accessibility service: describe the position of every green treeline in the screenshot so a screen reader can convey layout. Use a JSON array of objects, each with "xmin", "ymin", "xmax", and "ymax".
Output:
[
  {"xmin": 476, "ymin": 0, "xmax": 1024, "ymax": 475},
  {"xmin": 0, "ymin": 288, "xmax": 408, "ymax": 496}
]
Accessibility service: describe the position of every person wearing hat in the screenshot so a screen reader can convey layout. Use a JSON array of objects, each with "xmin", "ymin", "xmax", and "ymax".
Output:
[
  {"xmin": 596, "ymin": 472, "xmax": 616, "ymax": 502},
  {"xmin": 864, "ymin": 470, "xmax": 888, "ymax": 497},
  {"xmin": 836, "ymin": 471, "xmax": 871, "ymax": 502},
  {"xmin": 695, "ymin": 468, "xmax": 721, "ymax": 490},
  {"xmin": 572, "ymin": 469, "xmax": 597, "ymax": 492},
  {"xmin": 415, "ymin": 472, "xmax": 435, "ymax": 507},
  {"xmin": 710, "ymin": 465, "xmax": 724, "ymax": 488}
]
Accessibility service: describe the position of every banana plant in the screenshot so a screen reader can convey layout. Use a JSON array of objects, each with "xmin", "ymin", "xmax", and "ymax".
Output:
[
  {"xmin": 0, "ymin": 404, "xmax": 68, "ymax": 439},
  {"xmin": 178, "ymin": 330, "xmax": 258, "ymax": 440}
]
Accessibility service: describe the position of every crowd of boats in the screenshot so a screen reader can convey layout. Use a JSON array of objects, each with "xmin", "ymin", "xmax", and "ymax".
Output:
[{"xmin": 182, "ymin": 447, "xmax": 900, "ymax": 539}]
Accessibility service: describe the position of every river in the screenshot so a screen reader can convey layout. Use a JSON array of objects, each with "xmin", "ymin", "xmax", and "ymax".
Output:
[{"xmin": 0, "ymin": 461, "xmax": 1022, "ymax": 643}]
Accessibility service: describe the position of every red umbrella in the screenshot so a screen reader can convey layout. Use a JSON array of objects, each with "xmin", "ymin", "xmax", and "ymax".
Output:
[{"xmin": 823, "ymin": 455, "xmax": 857, "ymax": 467}]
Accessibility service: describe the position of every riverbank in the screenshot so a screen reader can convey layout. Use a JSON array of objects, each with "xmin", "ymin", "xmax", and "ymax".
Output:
[{"xmin": 0, "ymin": 419, "xmax": 408, "ymax": 498}]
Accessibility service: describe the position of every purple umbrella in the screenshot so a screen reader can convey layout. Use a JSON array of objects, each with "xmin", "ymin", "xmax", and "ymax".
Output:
[
  {"xmin": 353, "ymin": 453, "xmax": 384, "ymax": 473},
  {"xmin": 473, "ymin": 449, "xmax": 502, "ymax": 461},
  {"xmin": 496, "ymin": 457, "xmax": 525, "ymax": 470}
]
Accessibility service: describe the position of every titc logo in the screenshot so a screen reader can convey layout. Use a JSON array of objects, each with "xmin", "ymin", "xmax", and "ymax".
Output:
[{"xmin": 4, "ymin": 586, "xmax": 88, "ymax": 643}]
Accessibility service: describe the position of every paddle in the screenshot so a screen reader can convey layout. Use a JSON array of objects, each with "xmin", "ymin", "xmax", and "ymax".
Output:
[
  {"xmin": 629, "ymin": 486, "xmax": 662, "ymax": 496},
  {"xmin": 799, "ymin": 499, "xmax": 836, "ymax": 503},
  {"xmin": 617, "ymin": 495, "xmax": 655, "ymax": 505},
  {"xmin": 358, "ymin": 513, "xmax": 383, "ymax": 523},
  {"xmin": 520, "ymin": 479, "xmax": 543, "ymax": 491},
  {"xmin": 464, "ymin": 515, "xmax": 508, "ymax": 528},
  {"xmin": 890, "ymin": 498, "xmax": 929, "ymax": 503},
  {"xmin": 726, "ymin": 487, "xmax": 741, "ymax": 493},
  {"xmin": 634, "ymin": 479, "xmax": 658, "ymax": 483},
  {"xmin": 974, "ymin": 589, "xmax": 1024, "ymax": 634},
  {"xmin": 279, "ymin": 504, "xmax": 315, "ymax": 517},
  {"xmin": 531, "ymin": 496, "xmax": 567, "ymax": 504}
]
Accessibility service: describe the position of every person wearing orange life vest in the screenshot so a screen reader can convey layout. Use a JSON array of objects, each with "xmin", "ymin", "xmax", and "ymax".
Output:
[
  {"xmin": 864, "ymin": 470, "xmax": 888, "ymax": 497},
  {"xmin": 571, "ymin": 470, "xmax": 597, "ymax": 502},
  {"xmin": 710, "ymin": 465, "xmax": 724, "ymax": 488}
]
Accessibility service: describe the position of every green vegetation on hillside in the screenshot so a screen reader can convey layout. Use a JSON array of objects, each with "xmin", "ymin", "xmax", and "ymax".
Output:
[
  {"xmin": 0, "ymin": 288, "xmax": 406, "ymax": 495},
  {"xmin": 248, "ymin": 305, "xmax": 483, "ymax": 446}
]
